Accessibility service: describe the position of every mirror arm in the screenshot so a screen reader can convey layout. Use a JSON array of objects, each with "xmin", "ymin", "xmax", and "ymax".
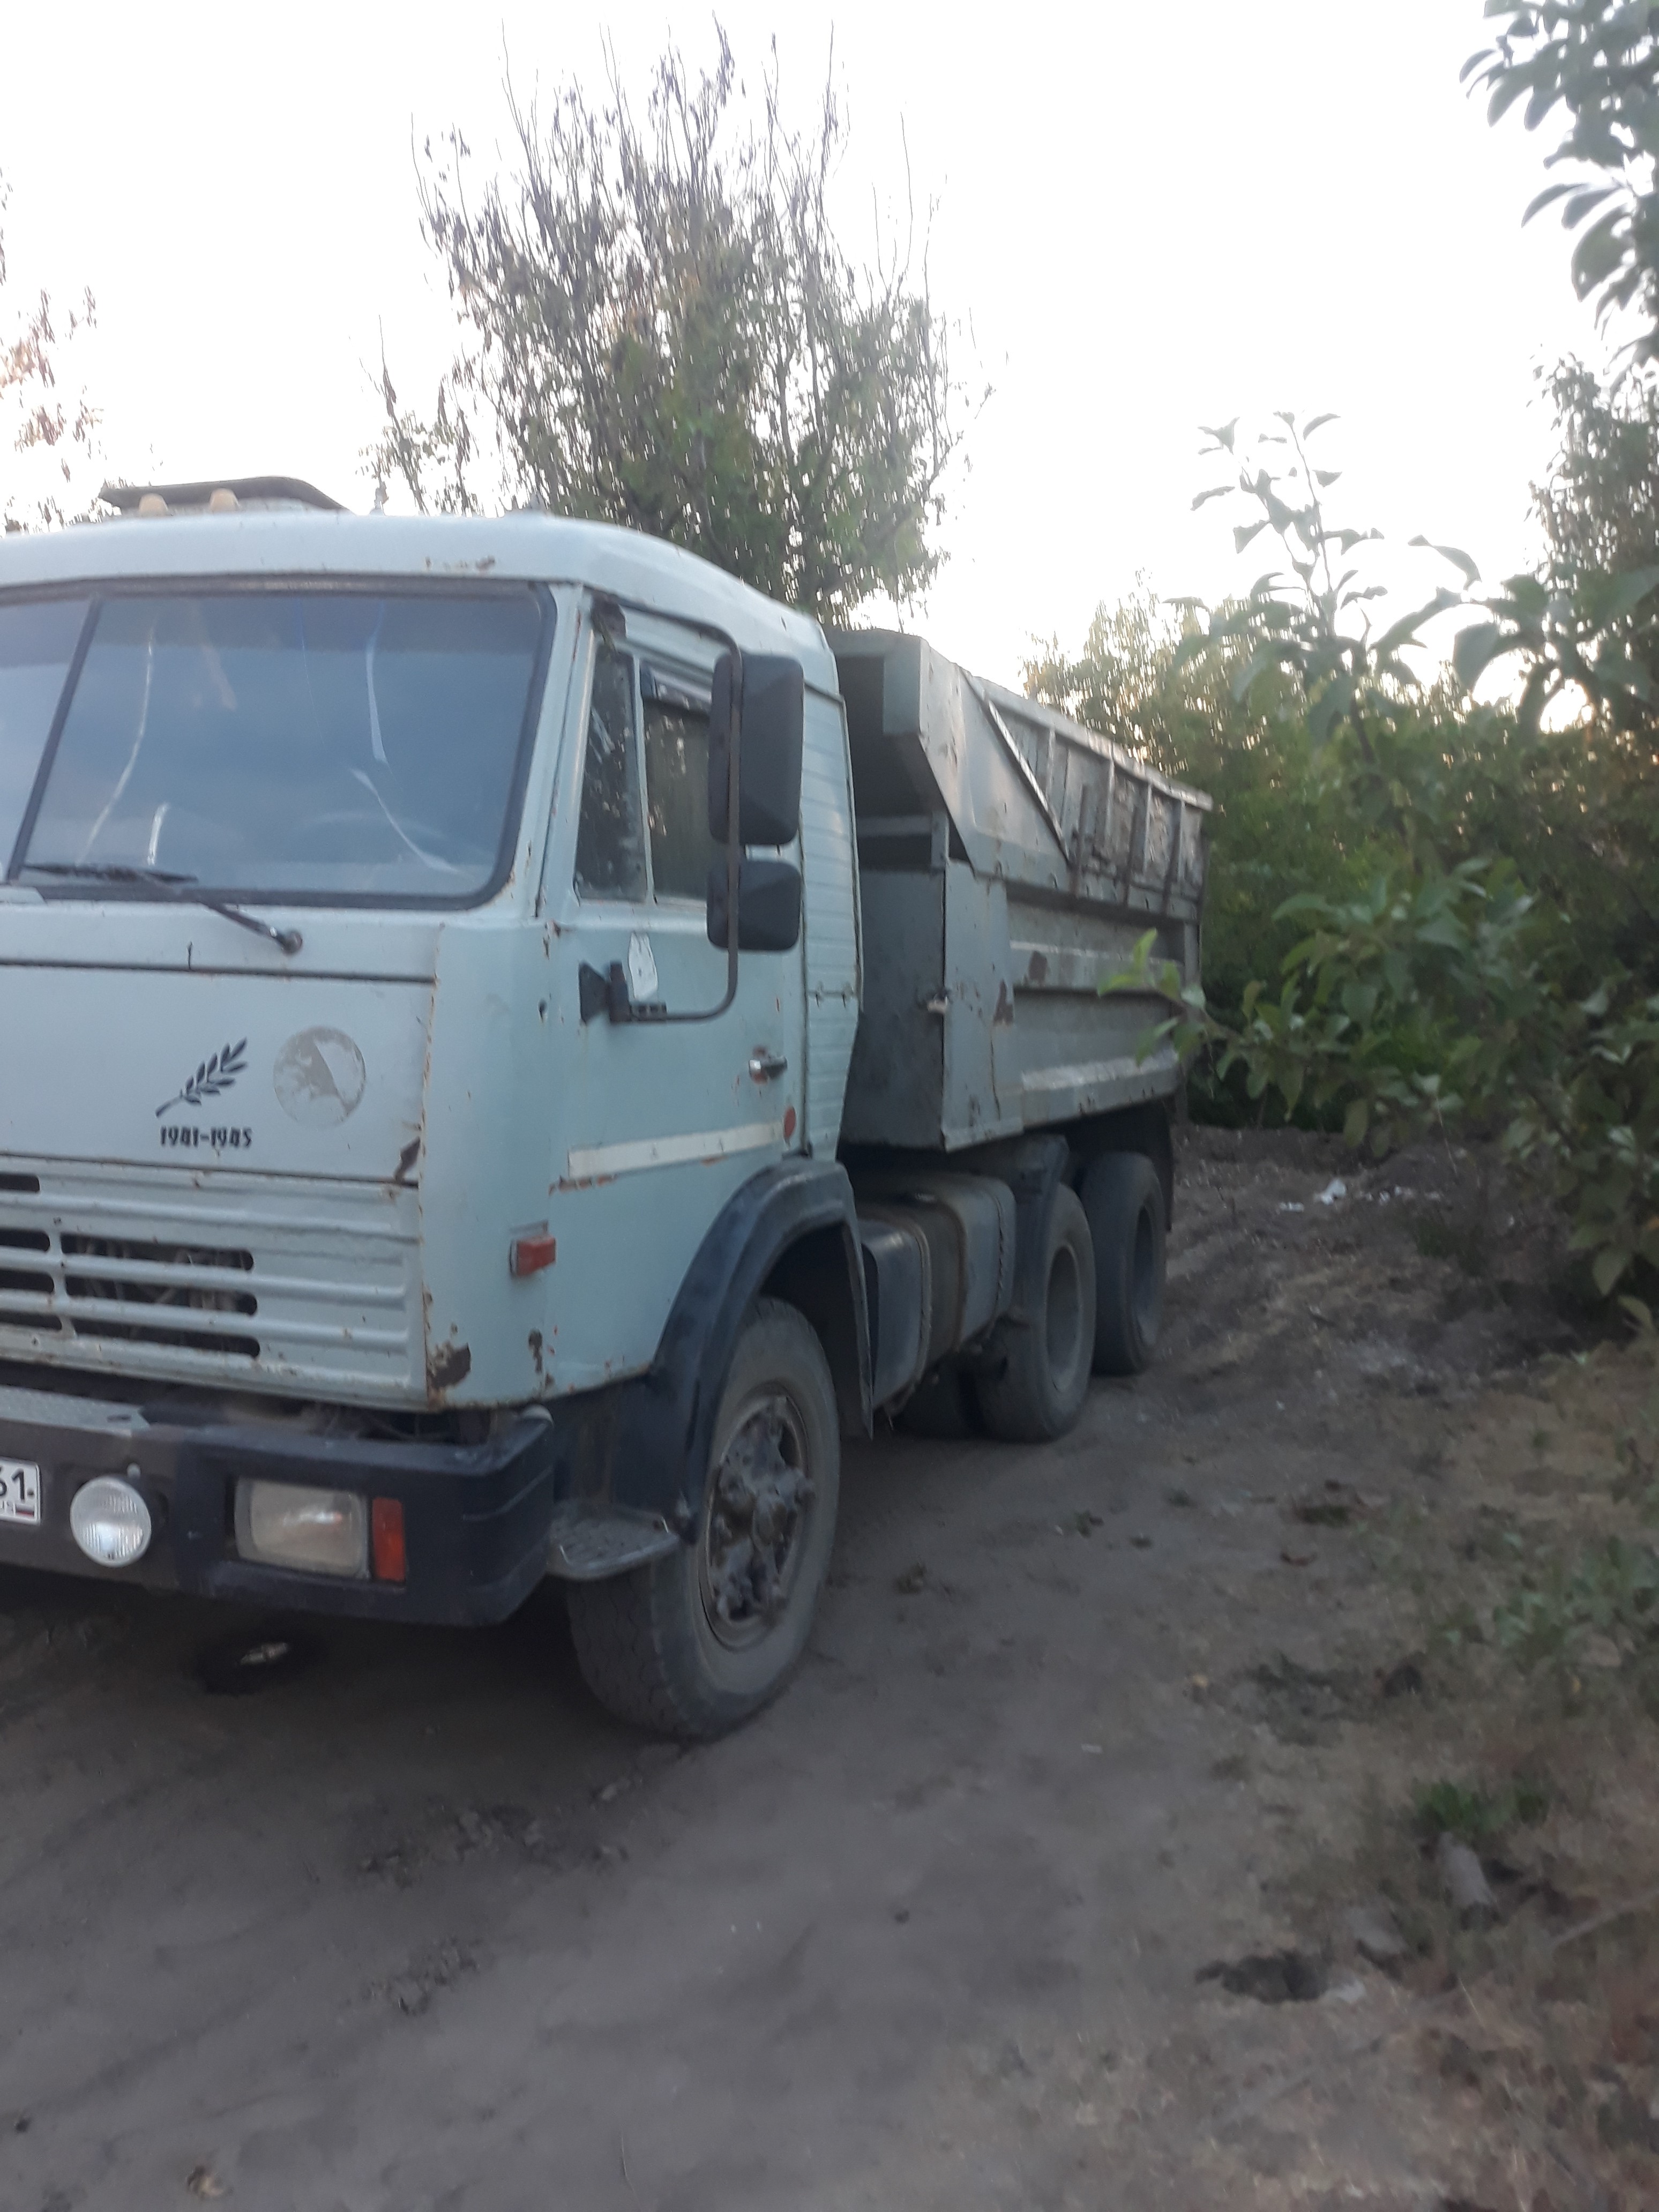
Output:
[
  {"xmin": 676, "ymin": 723, "xmax": 743, "ymax": 1025},
  {"xmin": 656, "ymin": 630, "xmax": 740, "ymax": 1026}
]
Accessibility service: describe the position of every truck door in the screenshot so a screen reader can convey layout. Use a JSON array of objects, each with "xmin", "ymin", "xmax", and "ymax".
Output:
[{"xmin": 539, "ymin": 608, "xmax": 806, "ymax": 1394}]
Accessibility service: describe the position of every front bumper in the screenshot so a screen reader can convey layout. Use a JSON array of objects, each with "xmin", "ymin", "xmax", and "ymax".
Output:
[{"xmin": 0, "ymin": 1381, "xmax": 564, "ymax": 1626}]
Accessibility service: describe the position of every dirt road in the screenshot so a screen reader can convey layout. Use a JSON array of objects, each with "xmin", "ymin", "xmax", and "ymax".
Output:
[{"xmin": 2, "ymin": 1131, "xmax": 1647, "ymax": 2210}]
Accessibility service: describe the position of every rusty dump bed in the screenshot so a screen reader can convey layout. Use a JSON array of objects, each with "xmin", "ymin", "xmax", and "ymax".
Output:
[{"xmin": 831, "ymin": 630, "xmax": 1212, "ymax": 1154}]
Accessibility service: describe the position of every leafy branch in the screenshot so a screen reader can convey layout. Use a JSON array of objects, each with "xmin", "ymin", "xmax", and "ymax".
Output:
[
  {"xmin": 1174, "ymin": 412, "xmax": 1472, "ymax": 763},
  {"xmin": 0, "ymin": 173, "xmax": 100, "ymax": 532},
  {"xmin": 1466, "ymin": 1, "xmax": 1659, "ymax": 364}
]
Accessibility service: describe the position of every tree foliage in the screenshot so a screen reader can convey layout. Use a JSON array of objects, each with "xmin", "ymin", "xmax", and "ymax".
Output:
[
  {"xmin": 0, "ymin": 174, "xmax": 99, "ymax": 532},
  {"xmin": 1036, "ymin": 388, "xmax": 1659, "ymax": 1301},
  {"xmin": 1466, "ymin": 1, "xmax": 1659, "ymax": 362},
  {"xmin": 1460, "ymin": 8, "xmax": 1659, "ymax": 724},
  {"xmin": 1024, "ymin": 584, "xmax": 1376, "ymax": 1046},
  {"xmin": 372, "ymin": 31, "xmax": 967, "ymax": 623},
  {"xmin": 1089, "ymin": 412, "xmax": 1659, "ymax": 1300},
  {"xmin": 1046, "ymin": 14, "xmax": 1659, "ymax": 1307},
  {"xmin": 1175, "ymin": 413, "xmax": 1472, "ymax": 765},
  {"xmin": 1452, "ymin": 357, "xmax": 1659, "ymax": 749}
]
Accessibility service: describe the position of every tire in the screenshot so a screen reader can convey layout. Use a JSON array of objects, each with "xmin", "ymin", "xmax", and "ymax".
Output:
[
  {"xmin": 1081, "ymin": 1152, "xmax": 1165, "ymax": 1376},
  {"xmin": 973, "ymin": 1183, "xmax": 1096, "ymax": 1443},
  {"xmin": 566, "ymin": 1298, "xmax": 840, "ymax": 1738}
]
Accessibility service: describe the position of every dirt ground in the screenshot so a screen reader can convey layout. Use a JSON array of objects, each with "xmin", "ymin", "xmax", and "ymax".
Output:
[{"xmin": 3, "ymin": 1126, "xmax": 1656, "ymax": 2212}]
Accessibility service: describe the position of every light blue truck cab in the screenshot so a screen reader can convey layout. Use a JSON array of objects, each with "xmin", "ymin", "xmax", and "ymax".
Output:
[{"xmin": 0, "ymin": 480, "xmax": 1209, "ymax": 1733}]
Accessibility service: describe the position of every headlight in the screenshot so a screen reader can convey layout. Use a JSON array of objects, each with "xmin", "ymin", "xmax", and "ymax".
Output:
[
  {"xmin": 70, "ymin": 1476, "xmax": 153, "ymax": 1568},
  {"xmin": 235, "ymin": 1481, "xmax": 368, "ymax": 1578}
]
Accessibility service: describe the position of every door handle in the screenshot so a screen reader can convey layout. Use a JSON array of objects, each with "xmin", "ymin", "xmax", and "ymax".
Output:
[{"xmin": 748, "ymin": 1050, "xmax": 789, "ymax": 1082}]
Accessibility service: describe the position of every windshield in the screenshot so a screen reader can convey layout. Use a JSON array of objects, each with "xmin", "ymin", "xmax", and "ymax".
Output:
[{"xmin": 4, "ymin": 585, "xmax": 548, "ymax": 902}]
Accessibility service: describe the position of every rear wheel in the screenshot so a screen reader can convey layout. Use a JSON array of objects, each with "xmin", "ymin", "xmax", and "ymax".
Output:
[
  {"xmin": 973, "ymin": 1183, "xmax": 1096, "ymax": 1443},
  {"xmin": 1081, "ymin": 1152, "xmax": 1165, "ymax": 1375},
  {"xmin": 567, "ymin": 1298, "xmax": 840, "ymax": 1738}
]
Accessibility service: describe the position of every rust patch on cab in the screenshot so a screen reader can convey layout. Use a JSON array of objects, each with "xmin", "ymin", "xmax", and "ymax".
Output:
[{"xmin": 428, "ymin": 1340, "xmax": 473, "ymax": 1393}]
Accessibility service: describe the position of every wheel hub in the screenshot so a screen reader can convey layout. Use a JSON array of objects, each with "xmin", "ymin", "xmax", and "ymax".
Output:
[{"xmin": 700, "ymin": 1394, "xmax": 814, "ymax": 1648}]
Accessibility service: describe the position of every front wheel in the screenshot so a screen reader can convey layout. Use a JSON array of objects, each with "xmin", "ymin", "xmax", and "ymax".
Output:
[{"xmin": 567, "ymin": 1298, "xmax": 840, "ymax": 1737}]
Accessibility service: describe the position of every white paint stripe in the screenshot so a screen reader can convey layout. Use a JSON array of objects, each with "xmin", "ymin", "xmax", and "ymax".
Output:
[{"xmin": 566, "ymin": 1119, "xmax": 782, "ymax": 1183}]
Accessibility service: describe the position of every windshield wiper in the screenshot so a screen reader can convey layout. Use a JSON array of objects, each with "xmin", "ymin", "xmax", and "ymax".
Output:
[{"xmin": 20, "ymin": 863, "xmax": 303, "ymax": 954}]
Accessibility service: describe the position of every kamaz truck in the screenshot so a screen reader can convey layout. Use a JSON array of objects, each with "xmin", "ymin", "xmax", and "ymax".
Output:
[{"xmin": 0, "ymin": 479, "xmax": 1209, "ymax": 1735}]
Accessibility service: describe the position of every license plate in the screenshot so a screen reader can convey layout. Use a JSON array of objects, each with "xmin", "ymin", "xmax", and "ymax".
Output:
[{"xmin": 0, "ymin": 1461, "xmax": 41, "ymax": 1526}]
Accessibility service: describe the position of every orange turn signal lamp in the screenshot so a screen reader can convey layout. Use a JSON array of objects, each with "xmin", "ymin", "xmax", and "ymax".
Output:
[{"xmin": 509, "ymin": 1225, "xmax": 557, "ymax": 1278}]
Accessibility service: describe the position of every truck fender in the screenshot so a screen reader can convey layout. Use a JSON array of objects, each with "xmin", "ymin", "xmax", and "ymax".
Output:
[{"xmin": 602, "ymin": 1156, "xmax": 871, "ymax": 1530}]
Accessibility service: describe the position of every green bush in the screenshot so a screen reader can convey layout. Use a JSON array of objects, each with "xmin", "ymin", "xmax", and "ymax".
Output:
[
  {"xmin": 1030, "ymin": 14, "xmax": 1659, "ymax": 1298},
  {"xmin": 1034, "ymin": 394, "xmax": 1659, "ymax": 1301}
]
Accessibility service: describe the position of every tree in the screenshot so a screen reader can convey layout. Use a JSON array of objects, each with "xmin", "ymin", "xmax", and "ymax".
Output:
[
  {"xmin": 1065, "ymin": 27, "xmax": 1659, "ymax": 1298},
  {"xmin": 1168, "ymin": 412, "xmax": 1471, "ymax": 786},
  {"xmin": 0, "ymin": 173, "xmax": 98, "ymax": 532},
  {"xmin": 1482, "ymin": 356, "xmax": 1659, "ymax": 731},
  {"xmin": 1023, "ymin": 581, "xmax": 1391, "ymax": 1073},
  {"xmin": 1466, "ymin": 1, "xmax": 1659, "ymax": 363},
  {"xmin": 1459, "ymin": 9, "xmax": 1659, "ymax": 731},
  {"xmin": 371, "ymin": 30, "xmax": 969, "ymax": 624}
]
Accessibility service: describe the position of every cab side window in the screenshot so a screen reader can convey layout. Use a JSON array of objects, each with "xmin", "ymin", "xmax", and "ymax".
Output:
[
  {"xmin": 642, "ymin": 667, "xmax": 724, "ymax": 903},
  {"xmin": 573, "ymin": 639, "xmax": 647, "ymax": 902}
]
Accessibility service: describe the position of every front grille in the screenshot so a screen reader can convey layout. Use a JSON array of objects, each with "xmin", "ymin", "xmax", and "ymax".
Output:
[
  {"xmin": 0, "ymin": 1228, "xmax": 264, "ymax": 1356},
  {"xmin": 60, "ymin": 1232, "xmax": 254, "ymax": 1273},
  {"xmin": 0, "ymin": 1227, "xmax": 53, "ymax": 1299},
  {"xmin": 0, "ymin": 1163, "xmax": 421, "ymax": 1403},
  {"xmin": 56, "ymin": 1232, "xmax": 260, "ymax": 1356},
  {"xmin": 69, "ymin": 1314, "xmax": 261, "ymax": 1360}
]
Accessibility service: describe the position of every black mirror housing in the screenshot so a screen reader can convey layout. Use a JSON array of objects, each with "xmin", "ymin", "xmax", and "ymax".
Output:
[
  {"xmin": 706, "ymin": 858, "xmax": 802, "ymax": 953},
  {"xmin": 707, "ymin": 652, "xmax": 804, "ymax": 848}
]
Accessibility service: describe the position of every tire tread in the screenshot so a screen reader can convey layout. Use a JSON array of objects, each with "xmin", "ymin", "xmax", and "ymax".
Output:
[
  {"xmin": 973, "ymin": 1183, "xmax": 1095, "ymax": 1443},
  {"xmin": 567, "ymin": 1298, "xmax": 838, "ymax": 1737},
  {"xmin": 1081, "ymin": 1152, "xmax": 1164, "ymax": 1376}
]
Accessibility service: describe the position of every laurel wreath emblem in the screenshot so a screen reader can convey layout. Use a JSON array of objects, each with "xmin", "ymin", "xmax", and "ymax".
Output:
[{"xmin": 155, "ymin": 1038, "xmax": 249, "ymax": 1119}]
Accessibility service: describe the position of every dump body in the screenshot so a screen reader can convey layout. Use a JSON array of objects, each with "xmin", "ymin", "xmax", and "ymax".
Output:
[{"xmin": 831, "ymin": 632, "xmax": 1210, "ymax": 1153}]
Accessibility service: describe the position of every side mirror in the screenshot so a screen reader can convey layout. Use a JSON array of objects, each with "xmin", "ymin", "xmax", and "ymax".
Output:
[
  {"xmin": 707, "ymin": 858, "xmax": 802, "ymax": 953},
  {"xmin": 708, "ymin": 652, "xmax": 804, "ymax": 848}
]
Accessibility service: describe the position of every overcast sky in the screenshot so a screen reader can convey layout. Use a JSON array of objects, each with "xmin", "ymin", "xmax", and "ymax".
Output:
[{"xmin": 0, "ymin": 1, "xmax": 1609, "ymax": 683}]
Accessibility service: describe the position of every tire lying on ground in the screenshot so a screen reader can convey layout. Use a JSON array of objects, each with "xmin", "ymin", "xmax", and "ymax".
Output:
[
  {"xmin": 1080, "ymin": 1151, "xmax": 1165, "ymax": 1376},
  {"xmin": 566, "ymin": 1297, "xmax": 840, "ymax": 1738},
  {"xmin": 973, "ymin": 1182, "xmax": 1096, "ymax": 1443}
]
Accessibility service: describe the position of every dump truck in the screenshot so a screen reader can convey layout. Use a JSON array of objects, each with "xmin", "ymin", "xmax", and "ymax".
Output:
[{"xmin": 0, "ymin": 481, "xmax": 1209, "ymax": 1735}]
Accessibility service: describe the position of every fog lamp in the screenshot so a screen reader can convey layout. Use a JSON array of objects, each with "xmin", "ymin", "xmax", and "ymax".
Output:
[
  {"xmin": 235, "ymin": 1481, "xmax": 368, "ymax": 1579},
  {"xmin": 70, "ymin": 1476, "xmax": 153, "ymax": 1568}
]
